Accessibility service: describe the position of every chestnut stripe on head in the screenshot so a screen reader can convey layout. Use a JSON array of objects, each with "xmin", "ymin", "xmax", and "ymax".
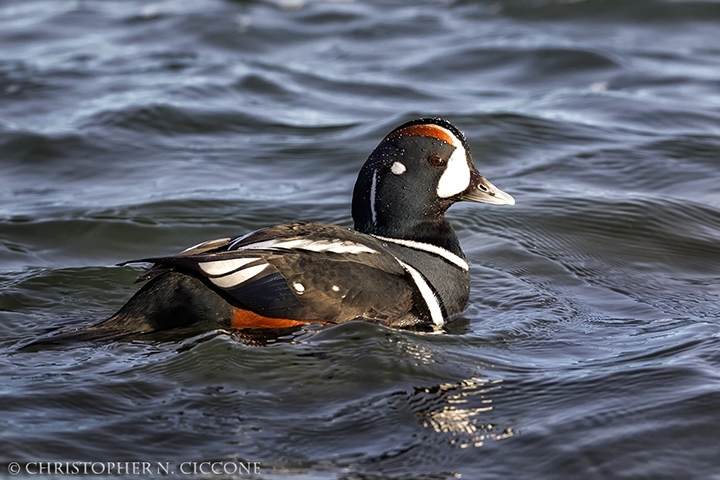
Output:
[
  {"xmin": 384, "ymin": 124, "xmax": 456, "ymax": 144},
  {"xmin": 384, "ymin": 122, "xmax": 472, "ymax": 199}
]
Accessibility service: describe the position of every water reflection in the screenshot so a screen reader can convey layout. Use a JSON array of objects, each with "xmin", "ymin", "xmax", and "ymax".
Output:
[{"xmin": 415, "ymin": 377, "xmax": 514, "ymax": 448}]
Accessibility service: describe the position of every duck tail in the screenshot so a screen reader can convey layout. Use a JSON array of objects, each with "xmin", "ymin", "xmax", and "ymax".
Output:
[{"xmin": 19, "ymin": 271, "xmax": 233, "ymax": 350}]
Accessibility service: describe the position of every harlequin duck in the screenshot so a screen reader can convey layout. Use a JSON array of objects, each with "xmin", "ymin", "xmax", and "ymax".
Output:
[{"xmin": 46, "ymin": 118, "xmax": 514, "ymax": 342}]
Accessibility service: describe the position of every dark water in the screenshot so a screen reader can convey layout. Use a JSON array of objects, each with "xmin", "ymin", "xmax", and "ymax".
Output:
[{"xmin": 2, "ymin": 0, "xmax": 720, "ymax": 478}]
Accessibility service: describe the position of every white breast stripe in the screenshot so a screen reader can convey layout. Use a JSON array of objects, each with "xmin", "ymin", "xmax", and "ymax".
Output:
[
  {"xmin": 240, "ymin": 238, "xmax": 377, "ymax": 255},
  {"xmin": 210, "ymin": 263, "xmax": 268, "ymax": 289},
  {"xmin": 371, "ymin": 235, "xmax": 469, "ymax": 271},
  {"xmin": 395, "ymin": 259, "xmax": 444, "ymax": 327},
  {"xmin": 198, "ymin": 257, "xmax": 261, "ymax": 276}
]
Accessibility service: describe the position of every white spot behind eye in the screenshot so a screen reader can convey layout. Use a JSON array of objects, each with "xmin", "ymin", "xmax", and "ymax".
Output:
[
  {"xmin": 436, "ymin": 135, "xmax": 471, "ymax": 198},
  {"xmin": 293, "ymin": 282, "xmax": 305, "ymax": 293},
  {"xmin": 391, "ymin": 161, "xmax": 406, "ymax": 175}
]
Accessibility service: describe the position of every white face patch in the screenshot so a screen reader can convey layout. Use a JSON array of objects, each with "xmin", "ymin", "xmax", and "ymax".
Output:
[
  {"xmin": 390, "ymin": 161, "xmax": 406, "ymax": 175},
  {"xmin": 293, "ymin": 282, "xmax": 305, "ymax": 293},
  {"xmin": 436, "ymin": 135, "xmax": 471, "ymax": 199}
]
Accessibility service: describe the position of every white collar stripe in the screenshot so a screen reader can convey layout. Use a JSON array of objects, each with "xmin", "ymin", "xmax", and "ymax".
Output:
[
  {"xmin": 395, "ymin": 259, "xmax": 445, "ymax": 327},
  {"xmin": 371, "ymin": 235, "xmax": 469, "ymax": 271}
]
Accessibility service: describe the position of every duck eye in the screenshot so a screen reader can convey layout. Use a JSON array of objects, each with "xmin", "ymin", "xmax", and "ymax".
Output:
[
  {"xmin": 428, "ymin": 155, "xmax": 446, "ymax": 168},
  {"xmin": 478, "ymin": 184, "xmax": 488, "ymax": 192}
]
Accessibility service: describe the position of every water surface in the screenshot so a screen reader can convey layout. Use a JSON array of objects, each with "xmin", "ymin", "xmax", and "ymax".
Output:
[{"xmin": 1, "ymin": 1, "xmax": 720, "ymax": 478}]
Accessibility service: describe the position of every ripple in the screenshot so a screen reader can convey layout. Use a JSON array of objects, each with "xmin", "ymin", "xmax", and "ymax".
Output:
[
  {"xmin": 466, "ymin": 194, "xmax": 720, "ymax": 319},
  {"xmin": 3, "ymin": 0, "xmax": 720, "ymax": 477}
]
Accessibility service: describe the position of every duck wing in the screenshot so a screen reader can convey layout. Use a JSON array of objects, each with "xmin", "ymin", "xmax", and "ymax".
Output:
[{"xmin": 126, "ymin": 223, "xmax": 418, "ymax": 325}]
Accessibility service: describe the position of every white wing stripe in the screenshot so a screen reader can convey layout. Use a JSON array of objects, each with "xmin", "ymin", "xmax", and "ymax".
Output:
[
  {"xmin": 395, "ymin": 259, "xmax": 445, "ymax": 327},
  {"xmin": 299, "ymin": 240, "xmax": 376, "ymax": 254},
  {"xmin": 371, "ymin": 235, "xmax": 469, "ymax": 271},
  {"xmin": 180, "ymin": 237, "xmax": 231, "ymax": 255},
  {"xmin": 238, "ymin": 238, "xmax": 377, "ymax": 255},
  {"xmin": 228, "ymin": 230, "xmax": 257, "ymax": 250},
  {"xmin": 210, "ymin": 263, "xmax": 268, "ymax": 289},
  {"xmin": 198, "ymin": 257, "xmax": 261, "ymax": 276}
]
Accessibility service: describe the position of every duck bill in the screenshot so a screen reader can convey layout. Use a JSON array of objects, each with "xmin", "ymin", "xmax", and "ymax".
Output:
[{"xmin": 459, "ymin": 170, "xmax": 515, "ymax": 205}]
